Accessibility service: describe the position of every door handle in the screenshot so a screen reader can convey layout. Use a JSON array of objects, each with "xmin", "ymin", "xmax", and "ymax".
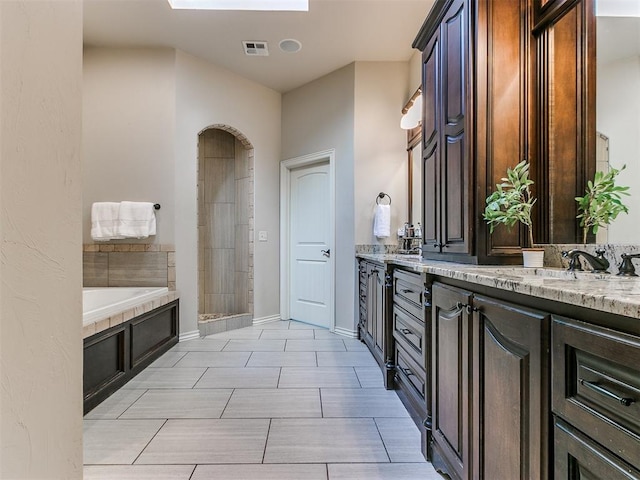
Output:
[{"xmin": 321, "ymin": 249, "xmax": 331, "ymax": 258}]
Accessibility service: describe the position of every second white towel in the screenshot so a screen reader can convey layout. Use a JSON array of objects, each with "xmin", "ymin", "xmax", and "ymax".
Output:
[
  {"xmin": 373, "ymin": 204, "xmax": 391, "ymax": 238},
  {"xmin": 118, "ymin": 201, "xmax": 157, "ymax": 239}
]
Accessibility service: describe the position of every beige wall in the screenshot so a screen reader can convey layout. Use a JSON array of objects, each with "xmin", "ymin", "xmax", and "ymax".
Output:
[
  {"xmin": 282, "ymin": 64, "xmax": 356, "ymax": 333},
  {"xmin": 408, "ymin": 50, "xmax": 422, "ymax": 97},
  {"xmin": 83, "ymin": 47, "xmax": 177, "ymax": 245},
  {"xmin": 175, "ymin": 51, "xmax": 282, "ymax": 333},
  {"xmin": 0, "ymin": 1, "xmax": 83, "ymax": 478},
  {"xmin": 354, "ymin": 62, "xmax": 410, "ymax": 246}
]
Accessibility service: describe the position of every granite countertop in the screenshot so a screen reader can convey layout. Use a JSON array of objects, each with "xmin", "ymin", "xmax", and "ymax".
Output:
[{"xmin": 357, "ymin": 253, "xmax": 640, "ymax": 319}]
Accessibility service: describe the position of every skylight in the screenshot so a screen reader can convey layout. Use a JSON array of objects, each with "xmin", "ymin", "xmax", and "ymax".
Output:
[{"xmin": 167, "ymin": 0, "xmax": 309, "ymax": 11}]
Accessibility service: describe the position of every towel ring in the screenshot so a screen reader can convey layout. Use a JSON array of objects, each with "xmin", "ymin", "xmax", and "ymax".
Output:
[
  {"xmin": 153, "ymin": 204, "xmax": 161, "ymax": 210},
  {"xmin": 376, "ymin": 192, "xmax": 391, "ymax": 205}
]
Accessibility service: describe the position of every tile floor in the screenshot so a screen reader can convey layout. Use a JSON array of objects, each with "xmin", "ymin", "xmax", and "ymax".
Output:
[{"xmin": 84, "ymin": 320, "xmax": 444, "ymax": 479}]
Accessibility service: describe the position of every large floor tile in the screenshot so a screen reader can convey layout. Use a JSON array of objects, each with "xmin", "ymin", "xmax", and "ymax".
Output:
[
  {"xmin": 223, "ymin": 388, "xmax": 321, "ymax": 418},
  {"xmin": 135, "ymin": 419, "xmax": 269, "ymax": 464},
  {"xmin": 252, "ymin": 320, "xmax": 291, "ymax": 330},
  {"xmin": 285, "ymin": 339, "xmax": 347, "ymax": 352},
  {"xmin": 84, "ymin": 389, "xmax": 146, "ymax": 420},
  {"xmin": 206, "ymin": 328, "xmax": 262, "ymax": 340},
  {"xmin": 174, "ymin": 351, "xmax": 251, "ymax": 368},
  {"xmin": 278, "ymin": 367, "xmax": 362, "ymax": 388},
  {"xmin": 84, "ymin": 419, "xmax": 165, "ymax": 465},
  {"xmin": 119, "ymin": 389, "xmax": 233, "ymax": 419},
  {"xmin": 170, "ymin": 338, "xmax": 228, "ymax": 352},
  {"xmin": 317, "ymin": 351, "xmax": 379, "ymax": 367},
  {"xmin": 246, "ymin": 351, "xmax": 317, "ymax": 367},
  {"xmin": 222, "ymin": 339, "xmax": 286, "ymax": 351},
  {"xmin": 84, "ymin": 465, "xmax": 195, "ymax": 480},
  {"xmin": 264, "ymin": 418, "xmax": 389, "ymax": 463},
  {"xmin": 288, "ymin": 321, "xmax": 318, "ymax": 329},
  {"xmin": 342, "ymin": 338, "xmax": 369, "ymax": 352},
  {"xmin": 328, "ymin": 463, "xmax": 441, "ymax": 480},
  {"xmin": 124, "ymin": 368, "xmax": 206, "ymax": 389},
  {"xmin": 354, "ymin": 367, "xmax": 385, "ymax": 388},
  {"xmin": 375, "ymin": 417, "xmax": 427, "ymax": 462},
  {"xmin": 194, "ymin": 367, "xmax": 280, "ymax": 388},
  {"xmin": 260, "ymin": 329, "xmax": 315, "ymax": 339},
  {"xmin": 321, "ymin": 389, "xmax": 410, "ymax": 418},
  {"xmin": 148, "ymin": 351, "xmax": 188, "ymax": 368},
  {"xmin": 192, "ymin": 464, "xmax": 327, "ymax": 480}
]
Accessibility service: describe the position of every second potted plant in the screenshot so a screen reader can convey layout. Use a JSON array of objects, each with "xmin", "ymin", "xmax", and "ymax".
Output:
[{"xmin": 483, "ymin": 160, "xmax": 543, "ymax": 267}]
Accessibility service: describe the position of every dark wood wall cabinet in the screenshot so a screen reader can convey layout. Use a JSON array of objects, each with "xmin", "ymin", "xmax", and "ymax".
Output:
[{"xmin": 413, "ymin": 0, "xmax": 595, "ymax": 263}]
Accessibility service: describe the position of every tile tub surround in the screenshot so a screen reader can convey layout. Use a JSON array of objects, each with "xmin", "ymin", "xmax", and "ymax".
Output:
[
  {"xmin": 83, "ymin": 320, "xmax": 443, "ymax": 480},
  {"xmin": 357, "ymin": 253, "xmax": 640, "ymax": 319},
  {"xmin": 83, "ymin": 290, "xmax": 179, "ymax": 339},
  {"xmin": 83, "ymin": 243, "xmax": 176, "ymax": 291},
  {"xmin": 197, "ymin": 312, "xmax": 253, "ymax": 336}
]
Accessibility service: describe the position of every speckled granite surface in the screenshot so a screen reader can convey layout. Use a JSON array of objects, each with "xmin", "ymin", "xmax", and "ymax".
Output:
[{"xmin": 357, "ymin": 253, "xmax": 640, "ymax": 319}]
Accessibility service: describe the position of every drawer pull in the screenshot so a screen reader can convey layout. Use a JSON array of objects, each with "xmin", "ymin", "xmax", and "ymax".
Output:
[
  {"xmin": 401, "ymin": 367, "xmax": 414, "ymax": 377},
  {"xmin": 579, "ymin": 379, "xmax": 636, "ymax": 407},
  {"xmin": 400, "ymin": 328, "xmax": 412, "ymax": 335},
  {"xmin": 401, "ymin": 288, "xmax": 415, "ymax": 294}
]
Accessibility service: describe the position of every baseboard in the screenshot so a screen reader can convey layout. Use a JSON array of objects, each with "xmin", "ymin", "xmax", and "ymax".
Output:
[
  {"xmin": 253, "ymin": 314, "xmax": 281, "ymax": 325},
  {"xmin": 332, "ymin": 326, "xmax": 359, "ymax": 338},
  {"xmin": 179, "ymin": 330, "xmax": 200, "ymax": 342}
]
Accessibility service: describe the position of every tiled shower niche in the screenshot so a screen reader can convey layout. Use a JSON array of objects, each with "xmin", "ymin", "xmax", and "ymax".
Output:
[{"xmin": 197, "ymin": 126, "xmax": 254, "ymax": 335}]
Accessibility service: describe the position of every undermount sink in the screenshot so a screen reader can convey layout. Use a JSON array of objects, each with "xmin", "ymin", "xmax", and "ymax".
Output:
[{"xmin": 473, "ymin": 267, "xmax": 613, "ymax": 280}]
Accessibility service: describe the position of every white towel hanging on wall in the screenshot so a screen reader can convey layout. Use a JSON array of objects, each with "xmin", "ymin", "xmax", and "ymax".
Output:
[
  {"xmin": 91, "ymin": 202, "xmax": 125, "ymax": 241},
  {"xmin": 118, "ymin": 201, "xmax": 157, "ymax": 239},
  {"xmin": 373, "ymin": 204, "xmax": 391, "ymax": 238}
]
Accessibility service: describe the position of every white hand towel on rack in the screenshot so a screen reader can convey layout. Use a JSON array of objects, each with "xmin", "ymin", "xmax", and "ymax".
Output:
[
  {"xmin": 373, "ymin": 204, "xmax": 391, "ymax": 238},
  {"xmin": 91, "ymin": 202, "xmax": 125, "ymax": 241},
  {"xmin": 118, "ymin": 201, "xmax": 157, "ymax": 239}
]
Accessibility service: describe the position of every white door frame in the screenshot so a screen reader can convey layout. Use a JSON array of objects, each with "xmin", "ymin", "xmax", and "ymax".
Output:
[{"xmin": 280, "ymin": 149, "xmax": 335, "ymax": 330}]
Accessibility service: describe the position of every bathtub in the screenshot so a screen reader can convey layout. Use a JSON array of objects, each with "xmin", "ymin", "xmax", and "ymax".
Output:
[
  {"xmin": 83, "ymin": 286, "xmax": 169, "ymax": 325},
  {"xmin": 83, "ymin": 286, "xmax": 179, "ymax": 415}
]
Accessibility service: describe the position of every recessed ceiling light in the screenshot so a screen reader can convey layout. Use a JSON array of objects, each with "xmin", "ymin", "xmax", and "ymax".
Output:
[
  {"xmin": 167, "ymin": 0, "xmax": 308, "ymax": 11},
  {"xmin": 279, "ymin": 39, "xmax": 302, "ymax": 53}
]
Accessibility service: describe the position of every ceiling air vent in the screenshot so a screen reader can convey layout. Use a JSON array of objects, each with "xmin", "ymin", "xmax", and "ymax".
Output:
[{"xmin": 242, "ymin": 41, "xmax": 269, "ymax": 56}]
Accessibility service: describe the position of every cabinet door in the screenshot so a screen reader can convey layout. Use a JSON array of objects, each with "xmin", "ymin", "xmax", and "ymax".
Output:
[
  {"xmin": 365, "ymin": 263, "xmax": 377, "ymax": 345},
  {"xmin": 440, "ymin": 0, "xmax": 470, "ymax": 254},
  {"xmin": 472, "ymin": 295, "xmax": 550, "ymax": 480},
  {"xmin": 431, "ymin": 282, "xmax": 472, "ymax": 480},
  {"xmin": 422, "ymin": 30, "xmax": 440, "ymax": 251},
  {"xmin": 374, "ymin": 267, "xmax": 385, "ymax": 358}
]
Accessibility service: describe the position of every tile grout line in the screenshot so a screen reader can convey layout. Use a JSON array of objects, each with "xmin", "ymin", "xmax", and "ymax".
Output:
[
  {"xmin": 130, "ymin": 418, "xmax": 168, "ymax": 466},
  {"xmin": 116, "ymin": 388, "xmax": 149, "ymax": 419},
  {"xmin": 372, "ymin": 417, "xmax": 393, "ymax": 464},
  {"xmin": 219, "ymin": 387, "xmax": 236, "ymax": 419},
  {"xmin": 192, "ymin": 367, "xmax": 210, "ymax": 389},
  {"xmin": 261, "ymin": 418, "xmax": 272, "ymax": 464}
]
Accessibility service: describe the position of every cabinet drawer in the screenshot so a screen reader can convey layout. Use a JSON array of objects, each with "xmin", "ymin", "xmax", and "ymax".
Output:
[
  {"xmin": 392, "ymin": 305, "xmax": 426, "ymax": 366},
  {"xmin": 553, "ymin": 316, "xmax": 640, "ymax": 467},
  {"xmin": 395, "ymin": 343, "xmax": 427, "ymax": 401},
  {"xmin": 393, "ymin": 269, "xmax": 425, "ymax": 318},
  {"xmin": 554, "ymin": 418, "xmax": 640, "ymax": 479}
]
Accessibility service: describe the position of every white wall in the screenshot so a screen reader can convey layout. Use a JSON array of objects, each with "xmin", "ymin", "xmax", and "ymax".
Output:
[
  {"xmin": 408, "ymin": 50, "xmax": 422, "ymax": 96},
  {"xmin": 282, "ymin": 64, "xmax": 356, "ymax": 333},
  {"xmin": 354, "ymin": 62, "xmax": 410, "ymax": 245},
  {"xmin": 597, "ymin": 55, "xmax": 640, "ymax": 242},
  {"xmin": 0, "ymin": 1, "xmax": 83, "ymax": 478},
  {"xmin": 83, "ymin": 48, "xmax": 176, "ymax": 245},
  {"xmin": 175, "ymin": 51, "xmax": 282, "ymax": 333}
]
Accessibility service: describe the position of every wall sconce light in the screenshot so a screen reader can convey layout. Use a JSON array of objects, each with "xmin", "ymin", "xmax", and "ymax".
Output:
[{"xmin": 400, "ymin": 88, "xmax": 422, "ymax": 130}]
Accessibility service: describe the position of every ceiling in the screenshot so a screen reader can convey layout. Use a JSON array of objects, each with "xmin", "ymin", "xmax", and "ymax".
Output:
[{"xmin": 83, "ymin": 0, "xmax": 435, "ymax": 93}]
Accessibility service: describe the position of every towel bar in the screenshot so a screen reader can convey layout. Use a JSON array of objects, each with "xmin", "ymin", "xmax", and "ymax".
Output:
[{"xmin": 153, "ymin": 204, "xmax": 161, "ymax": 210}]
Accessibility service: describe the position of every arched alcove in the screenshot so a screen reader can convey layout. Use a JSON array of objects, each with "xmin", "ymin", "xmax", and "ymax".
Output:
[{"xmin": 197, "ymin": 125, "xmax": 254, "ymax": 335}]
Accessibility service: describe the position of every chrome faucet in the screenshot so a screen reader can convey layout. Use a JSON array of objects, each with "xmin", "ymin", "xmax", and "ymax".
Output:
[{"xmin": 561, "ymin": 249, "xmax": 610, "ymax": 273}]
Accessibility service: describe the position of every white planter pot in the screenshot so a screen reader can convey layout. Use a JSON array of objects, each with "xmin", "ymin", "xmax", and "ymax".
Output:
[{"xmin": 522, "ymin": 248, "xmax": 545, "ymax": 268}]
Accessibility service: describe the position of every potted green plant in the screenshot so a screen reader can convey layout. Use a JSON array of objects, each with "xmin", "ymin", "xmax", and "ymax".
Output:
[
  {"xmin": 483, "ymin": 160, "xmax": 543, "ymax": 267},
  {"xmin": 575, "ymin": 165, "xmax": 630, "ymax": 244}
]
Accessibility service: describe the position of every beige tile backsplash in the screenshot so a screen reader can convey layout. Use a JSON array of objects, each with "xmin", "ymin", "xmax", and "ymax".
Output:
[{"xmin": 83, "ymin": 244, "xmax": 175, "ymax": 289}]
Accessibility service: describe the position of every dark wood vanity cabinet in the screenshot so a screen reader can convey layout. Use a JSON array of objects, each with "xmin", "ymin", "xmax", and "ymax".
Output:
[
  {"xmin": 552, "ymin": 316, "xmax": 640, "ymax": 479},
  {"xmin": 357, "ymin": 259, "xmax": 394, "ymax": 388},
  {"xmin": 431, "ymin": 282, "xmax": 550, "ymax": 480},
  {"xmin": 414, "ymin": 0, "xmax": 596, "ymax": 260}
]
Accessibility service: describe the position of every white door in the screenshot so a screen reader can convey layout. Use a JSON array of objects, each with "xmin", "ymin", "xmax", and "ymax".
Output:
[{"xmin": 289, "ymin": 162, "xmax": 331, "ymax": 328}]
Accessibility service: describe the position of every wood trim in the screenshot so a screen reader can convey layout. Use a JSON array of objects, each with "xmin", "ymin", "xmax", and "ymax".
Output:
[{"xmin": 413, "ymin": 0, "xmax": 455, "ymax": 51}]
